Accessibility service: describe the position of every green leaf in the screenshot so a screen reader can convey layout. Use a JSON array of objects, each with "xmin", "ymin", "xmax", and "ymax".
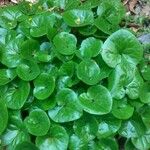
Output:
[
  {"xmin": 101, "ymin": 29, "xmax": 143, "ymax": 68},
  {"xmin": 0, "ymin": 99, "xmax": 8, "ymax": 135},
  {"xmin": 73, "ymin": 114, "xmax": 98, "ymax": 140},
  {"xmin": 53, "ymin": 32, "xmax": 77, "ymax": 55},
  {"xmin": 79, "ymin": 85, "xmax": 112, "ymax": 115},
  {"xmin": 131, "ymin": 133, "xmax": 150, "ymax": 150},
  {"xmin": 141, "ymin": 106, "xmax": 150, "ymax": 129},
  {"xmin": 126, "ymin": 70, "xmax": 143, "ymax": 99},
  {"xmin": 4, "ymin": 80, "xmax": 30, "ymax": 109},
  {"xmin": 119, "ymin": 114, "xmax": 146, "ymax": 138},
  {"xmin": 36, "ymin": 125, "xmax": 69, "ymax": 150},
  {"xmin": 76, "ymin": 37, "xmax": 102, "ymax": 59},
  {"xmin": 69, "ymin": 134, "xmax": 88, "ymax": 150},
  {"xmin": 140, "ymin": 60, "xmax": 150, "ymax": 81},
  {"xmin": 112, "ymin": 98, "xmax": 134, "ymax": 120},
  {"xmin": 0, "ymin": 69, "xmax": 16, "ymax": 86},
  {"xmin": 108, "ymin": 60, "xmax": 136, "ymax": 99},
  {"xmin": 93, "ymin": 138, "xmax": 119, "ymax": 150},
  {"xmin": 24, "ymin": 109, "xmax": 50, "ymax": 136},
  {"xmin": 17, "ymin": 60, "xmax": 40, "ymax": 81},
  {"xmin": 15, "ymin": 141, "xmax": 39, "ymax": 150},
  {"xmin": 97, "ymin": 115, "xmax": 121, "ymax": 138},
  {"xmin": 95, "ymin": 0, "xmax": 125, "ymax": 34},
  {"xmin": 1, "ymin": 38, "xmax": 23, "ymax": 68},
  {"xmin": 125, "ymin": 139, "xmax": 136, "ymax": 150},
  {"xmin": 48, "ymin": 88, "xmax": 82, "ymax": 123},
  {"xmin": 63, "ymin": 9, "xmax": 94, "ymax": 27},
  {"xmin": 139, "ymin": 82, "xmax": 150, "ymax": 103},
  {"xmin": 33, "ymin": 73, "xmax": 55, "ymax": 100},
  {"xmin": 77, "ymin": 59, "xmax": 101, "ymax": 85},
  {"xmin": 29, "ymin": 12, "xmax": 56, "ymax": 37},
  {"xmin": 20, "ymin": 39, "xmax": 40, "ymax": 60}
]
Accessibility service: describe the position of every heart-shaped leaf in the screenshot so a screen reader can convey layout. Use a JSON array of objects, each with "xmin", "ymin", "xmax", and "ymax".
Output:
[
  {"xmin": 48, "ymin": 88, "xmax": 83, "ymax": 123},
  {"xmin": 79, "ymin": 85, "xmax": 112, "ymax": 115},
  {"xmin": 4, "ymin": 80, "xmax": 30, "ymax": 109}
]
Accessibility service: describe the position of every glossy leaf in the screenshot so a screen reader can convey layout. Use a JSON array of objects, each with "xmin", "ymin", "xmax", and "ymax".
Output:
[
  {"xmin": 48, "ymin": 88, "xmax": 83, "ymax": 122},
  {"xmin": 139, "ymin": 82, "xmax": 150, "ymax": 103},
  {"xmin": 101, "ymin": 29, "xmax": 143, "ymax": 68},
  {"xmin": 15, "ymin": 142, "xmax": 39, "ymax": 150},
  {"xmin": 17, "ymin": 60, "xmax": 40, "ymax": 81},
  {"xmin": 4, "ymin": 80, "xmax": 30, "ymax": 109},
  {"xmin": 0, "ymin": 99, "xmax": 8, "ymax": 135},
  {"xmin": 33, "ymin": 73, "xmax": 55, "ymax": 100},
  {"xmin": 76, "ymin": 37, "xmax": 102, "ymax": 59},
  {"xmin": 53, "ymin": 32, "xmax": 77, "ymax": 55},
  {"xmin": 112, "ymin": 98, "xmax": 134, "ymax": 120},
  {"xmin": 24, "ymin": 109, "xmax": 50, "ymax": 136},
  {"xmin": 79, "ymin": 85, "xmax": 112, "ymax": 115},
  {"xmin": 0, "ymin": 69, "xmax": 16, "ymax": 86},
  {"xmin": 63, "ymin": 9, "xmax": 94, "ymax": 27},
  {"xmin": 36, "ymin": 125, "xmax": 69, "ymax": 150},
  {"xmin": 97, "ymin": 115, "xmax": 121, "ymax": 138},
  {"xmin": 77, "ymin": 60, "xmax": 101, "ymax": 85}
]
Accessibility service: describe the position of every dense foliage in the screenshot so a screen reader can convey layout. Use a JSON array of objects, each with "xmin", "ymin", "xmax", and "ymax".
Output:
[{"xmin": 0, "ymin": 0, "xmax": 150, "ymax": 150}]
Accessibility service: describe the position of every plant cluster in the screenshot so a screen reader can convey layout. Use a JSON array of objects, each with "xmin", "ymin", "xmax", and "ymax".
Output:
[{"xmin": 0, "ymin": 0, "xmax": 150, "ymax": 150}]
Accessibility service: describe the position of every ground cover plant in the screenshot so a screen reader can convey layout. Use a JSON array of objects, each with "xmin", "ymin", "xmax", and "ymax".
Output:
[{"xmin": 0, "ymin": 0, "xmax": 150, "ymax": 149}]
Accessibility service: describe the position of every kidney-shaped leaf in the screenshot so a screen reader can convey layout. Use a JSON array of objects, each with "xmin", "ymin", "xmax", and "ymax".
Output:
[
  {"xmin": 33, "ymin": 73, "xmax": 55, "ymax": 100},
  {"xmin": 79, "ymin": 85, "xmax": 112, "ymax": 115},
  {"xmin": 24, "ymin": 109, "xmax": 50, "ymax": 136},
  {"xmin": 0, "ymin": 99, "xmax": 8, "ymax": 135},
  {"xmin": 36, "ymin": 125, "xmax": 69, "ymax": 150},
  {"xmin": 0, "ymin": 69, "xmax": 16, "ymax": 86},
  {"xmin": 76, "ymin": 37, "xmax": 102, "ymax": 59},
  {"xmin": 101, "ymin": 29, "xmax": 143, "ymax": 68},
  {"xmin": 48, "ymin": 88, "xmax": 83, "ymax": 123},
  {"xmin": 63, "ymin": 9, "xmax": 94, "ymax": 27},
  {"xmin": 4, "ymin": 80, "xmax": 30, "ymax": 109},
  {"xmin": 53, "ymin": 32, "xmax": 77, "ymax": 55},
  {"xmin": 77, "ymin": 59, "xmax": 101, "ymax": 85},
  {"xmin": 17, "ymin": 60, "xmax": 40, "ymax": 81}
]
